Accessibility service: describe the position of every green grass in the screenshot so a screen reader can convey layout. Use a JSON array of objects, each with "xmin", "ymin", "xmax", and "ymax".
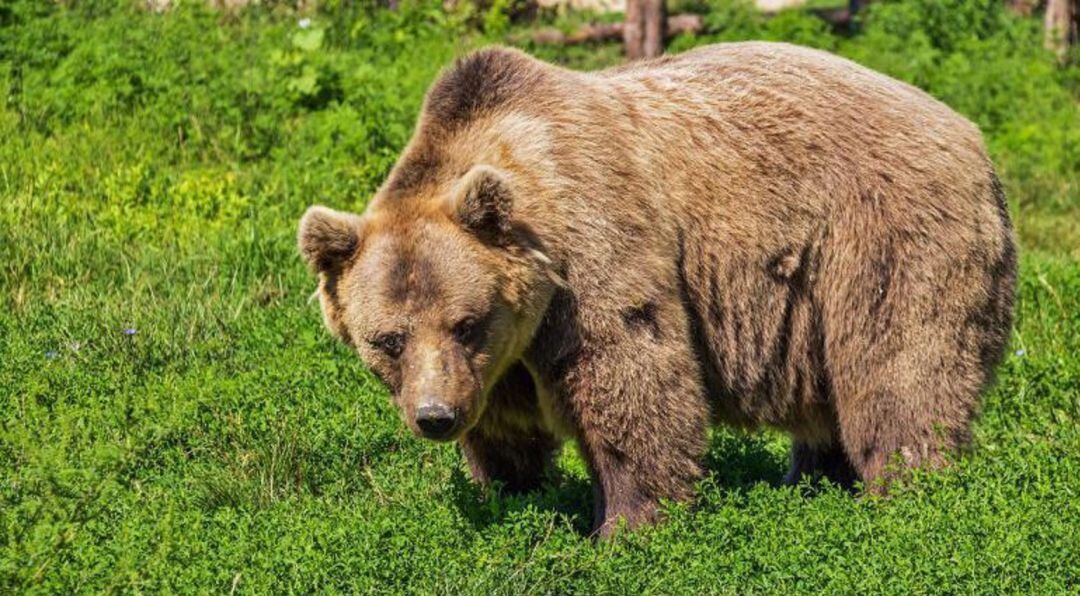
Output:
[{"xmin": 2, "ymin": 0, "xmax": 1078, "ymax": 592}]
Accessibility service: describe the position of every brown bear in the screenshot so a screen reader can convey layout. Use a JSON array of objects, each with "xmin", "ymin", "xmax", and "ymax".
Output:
[{"xmin": 298, "ymin": 42, "xmax": 1016, "ymax": 536}]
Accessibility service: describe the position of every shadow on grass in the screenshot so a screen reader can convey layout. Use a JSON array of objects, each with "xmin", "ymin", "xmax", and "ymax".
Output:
[
  {"xmin": 702, "ymin": 431, "xmax": 789, "ymax": 490},
  {"xmin": 450, "ymin": 430, "xmax": 792, "ymax": 535},
  {"xmin": 449, "ymin": 461, "xmax": 596, "ymax": 535}
]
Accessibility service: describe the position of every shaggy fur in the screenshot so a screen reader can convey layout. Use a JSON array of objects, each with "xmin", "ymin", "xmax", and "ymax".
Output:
[{"xmin": 298, "ymin": 42, "xmax": 1016, "ymax": 536}]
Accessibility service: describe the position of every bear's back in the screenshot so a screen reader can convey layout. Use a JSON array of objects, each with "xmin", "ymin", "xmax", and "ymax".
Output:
[
  {"xmin": 591, "ymin": 42, "xmax": 985, "ymax": 190},
  {"xmin": 598, "ymin": 42, "xmax": 980, "ymax": 145},
  {"xmin": 570, "ymin": 42, "xmax": 995, "ymax": 238}
]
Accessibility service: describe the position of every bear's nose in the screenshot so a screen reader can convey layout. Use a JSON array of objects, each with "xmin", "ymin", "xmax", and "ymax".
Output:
[{"xmin": 415, "ymin": 403, "xmax": 458, "ymax": 440}]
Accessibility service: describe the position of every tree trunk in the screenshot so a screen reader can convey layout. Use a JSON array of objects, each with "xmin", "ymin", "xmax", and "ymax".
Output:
[
  {"xmin": 623, "ymin": 0, "xmax": 644, "ymax": 59},
  {"xmin": 1045, "ymin": 0, "xmax": 1080, "ymax": 61},
  {"xmin": 623, "ymin": 0, "xmax": 666, "ymax": 59},
  {"xmin": 643, "ymin": 0, "xmax": 666, "ymax": 58}
]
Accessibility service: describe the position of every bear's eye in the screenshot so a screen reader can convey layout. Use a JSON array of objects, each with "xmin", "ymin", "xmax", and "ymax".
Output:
[
  {"xmin": 452, "ymin": 316, "xmax": 484, "ymax": 347},
  {"xmin": 369, "ymin": 332, "xmax": 406, "ymax": 358}
]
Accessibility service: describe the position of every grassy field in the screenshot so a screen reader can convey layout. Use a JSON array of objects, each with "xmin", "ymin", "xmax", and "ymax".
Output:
[{"xmin": 2, "ymin": 0, "xmax": 1078, "ymax": 592}]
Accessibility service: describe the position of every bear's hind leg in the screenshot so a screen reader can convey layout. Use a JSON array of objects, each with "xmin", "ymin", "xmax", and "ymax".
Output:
[
  {"xmin": 784, "ymin": 440, "xmax": 858, "ymax": 489},
  {"xmin": 827, "ymin": 322, "xmax": 982, "ymax": 492},
  {"xmin": 821, "ymin": 206, "xmax": 1011, "ymax": 492},
  {"xmin": 834, "ymin": 396, "xmax": 960, "ymax": 493},
  {"xmin": 827, "ymin": 331, "xmax": 978, "ymax": 492}
]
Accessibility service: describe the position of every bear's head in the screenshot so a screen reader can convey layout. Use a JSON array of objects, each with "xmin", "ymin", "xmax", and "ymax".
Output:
[{"xmin": 298, "ymin": 165, "xmax": 561, "ymax": 442}]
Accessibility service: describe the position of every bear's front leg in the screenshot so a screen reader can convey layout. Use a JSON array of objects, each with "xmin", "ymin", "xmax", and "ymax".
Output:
[
  {"xmin": 560, "ymin": 300, "xmax": 710, "ymax": 537},
  {"xmin": 458, "ymin": 363, "xmax": 561, "ymax": 494},
  {"xmin": 460, "ymin": 428, "xmax": 559, "ymax": 494}
]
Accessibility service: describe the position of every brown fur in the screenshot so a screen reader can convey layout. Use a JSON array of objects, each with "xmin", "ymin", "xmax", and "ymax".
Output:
[{"xmin": 298, "ymin": 43, "xmax": 1016, "ymax": 536}]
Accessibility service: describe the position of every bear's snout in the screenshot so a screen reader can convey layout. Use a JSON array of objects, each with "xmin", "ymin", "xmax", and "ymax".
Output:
[{"xmin": 415, "ymin": 402, "xmax": 459, "ymax": 440}]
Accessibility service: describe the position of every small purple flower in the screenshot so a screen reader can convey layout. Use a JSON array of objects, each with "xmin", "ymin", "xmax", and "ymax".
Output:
[
  {"xmin": 123, "ymin": 328, "xmax": 137, "ymax": 336},
  {"xmin": 1014, "ymin": 349, "xmax": 1026, "ymax": 357},
  {"xmin": 45, "ymin": 350, "xmax": 59, "ymax": 360}
]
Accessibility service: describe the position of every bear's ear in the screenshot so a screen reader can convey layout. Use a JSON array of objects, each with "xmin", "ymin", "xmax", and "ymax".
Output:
[
  {"xmin": 448, "ymin": 165, "xmax": 514, "ymax": 242},
  {"xmin": 298, "ymin": 205, "xmax": 364, "ymax": 274}
]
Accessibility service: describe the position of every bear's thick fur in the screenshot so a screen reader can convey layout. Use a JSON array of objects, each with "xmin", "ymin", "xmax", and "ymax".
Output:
[{"xmin": 299, "ymin": 42, "xmax": 1016, "ymax": 536}]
